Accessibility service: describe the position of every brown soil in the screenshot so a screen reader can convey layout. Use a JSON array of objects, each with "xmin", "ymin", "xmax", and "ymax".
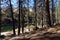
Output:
[{"xmin": 1, "ymin": 24, "xmax": 60, "ymax": 40}]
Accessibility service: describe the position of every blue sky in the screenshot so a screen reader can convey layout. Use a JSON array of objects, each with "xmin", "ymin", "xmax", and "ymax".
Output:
[
  {"xmin": 1, "ymin": 0, "xmax": 58, "ymax": 8},
  {"xmin": 49, "ymin": 0, "xmax": 58, "ymax": 8},
  {"xmin": 1, "ymin": 0, "xmax": 34, "ymax": 8},
  {"xmin": 11, "ymin": 0, "xmax": 58, "ymax": 8},
  {"xmin": 53, "ymin": 0, "xmax": 58, "ymax": 7}
]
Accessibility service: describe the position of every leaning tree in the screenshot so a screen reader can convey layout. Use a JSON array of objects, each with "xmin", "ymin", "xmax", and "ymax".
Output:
[{"xmin": 9, "ymin": 0, "xmax": 16, "ymax": 35}]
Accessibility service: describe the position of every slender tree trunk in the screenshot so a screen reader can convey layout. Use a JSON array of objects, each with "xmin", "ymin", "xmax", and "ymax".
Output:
[
  {"xmin": 52, "ymin": 0, "xmax": 56, "ymax": 25},
  {"xmin": 21, "ymin": 1, "xmax": 24, "ymax": 33},
  {"xmin": 46, "ymin": 0, "xmax": 52, "ymax": 27},
  {"xmin": 27, "ymin": 0, "xmax": 30, "ymax": 31},
  {"xmin": 34, "ymin": 0, "xmax": 37, "ymax": 30},
  {"xmin": 18, "ymin": 0, "xmax": 21, "ymax": 35},
  {"xmin": 21, "ymin": 9, "xmax": 24, "ymax": 33},
  {"xmin": 41, "ymin": 1, "xmax": 44, "ymax": 28},
  {"xmin": 9, "ymin": 0, "xmax": 16, "ymax": 35},
  {"xmin": 0, "ymin": 0, "xmax": 1, "ymax": 36}
]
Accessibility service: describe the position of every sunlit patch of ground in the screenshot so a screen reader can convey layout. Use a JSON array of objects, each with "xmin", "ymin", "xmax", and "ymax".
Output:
[
  {"xmin": 1, "ymin": 24, "xmax": 60, "ymax": 40},
  {"xmin": 1, "ymin": 25, "xmax": 35, "ymax": 36}
]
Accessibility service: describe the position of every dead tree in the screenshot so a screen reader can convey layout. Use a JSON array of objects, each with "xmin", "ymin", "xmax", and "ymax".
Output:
[
  {"xmin": 9, "ymin": 0, "xmax": 16, "ymax": 35},
  {"xmin": 46, "ymin": 0, "xmax": 52, "ymax": 27}
]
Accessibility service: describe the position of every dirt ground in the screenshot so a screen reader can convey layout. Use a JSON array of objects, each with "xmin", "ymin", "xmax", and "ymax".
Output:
[{"xmin": 0, "ymin": 24, "xmax": 60, "ymax": 40}]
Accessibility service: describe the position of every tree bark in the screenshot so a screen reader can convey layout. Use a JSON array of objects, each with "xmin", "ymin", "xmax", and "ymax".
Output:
[
  {"xmin": 9, "ymin": 0, "xmax": 16, "ymax": 35},
  {"xmin": 21, "ymin": 1, "xmax": 24, "ymax": 33},
  {"xmin": 0, "ymin": 0, "xmax": 2, "ymax": 36},
  {"xmin": 34, "ymin": 0, "xmax": 37, "ymax": 30},
  {"xmin": 46, "ymin": 0, "xmax": 52, "ymax": 27},
  {"xmin": 51, "ymin": 0, "xmax": 56, "ymax": 25},
  {"xmin": 18, "ymin": 0, "xmax": 21, "ymax": 35}
]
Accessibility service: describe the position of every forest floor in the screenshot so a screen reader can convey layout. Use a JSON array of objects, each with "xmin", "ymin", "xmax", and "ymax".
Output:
[{"xmin": 1, "ymin": 24, "xmax": 60, "ymax": 40}]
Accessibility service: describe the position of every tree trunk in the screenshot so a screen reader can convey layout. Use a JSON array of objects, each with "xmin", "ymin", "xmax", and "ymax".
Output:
[
  {"xmin": 18, "ymin": 0, "xmax": 21, "ymax": 35},
  {"xmin": 9, "ymin": 0, "xmax": 16, "ymax": 35},
  {"xmin": 0, "ymin": 0, "xmax": 2, "ymax": 36},
  {"xmin": 21, "ymin": 9, "xmax": 25, "ymax": 33},
  {"xmin": 34, "ymin": 0, "xmax": 37, "ymax": 30},
  {"xmin": 21, "ymin": 1, "xmax": 24, "ymax": 33},
  {"xmin": 51, "ymin": 0, "xmax": 56, "ymax": 25},
  {"xmin": 27, "ymin": 0, "xmax": 30, "ymax": 31},
  {"xmin": 46, "ymin": 0, "xmax": 52, "ymax": 27}
]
